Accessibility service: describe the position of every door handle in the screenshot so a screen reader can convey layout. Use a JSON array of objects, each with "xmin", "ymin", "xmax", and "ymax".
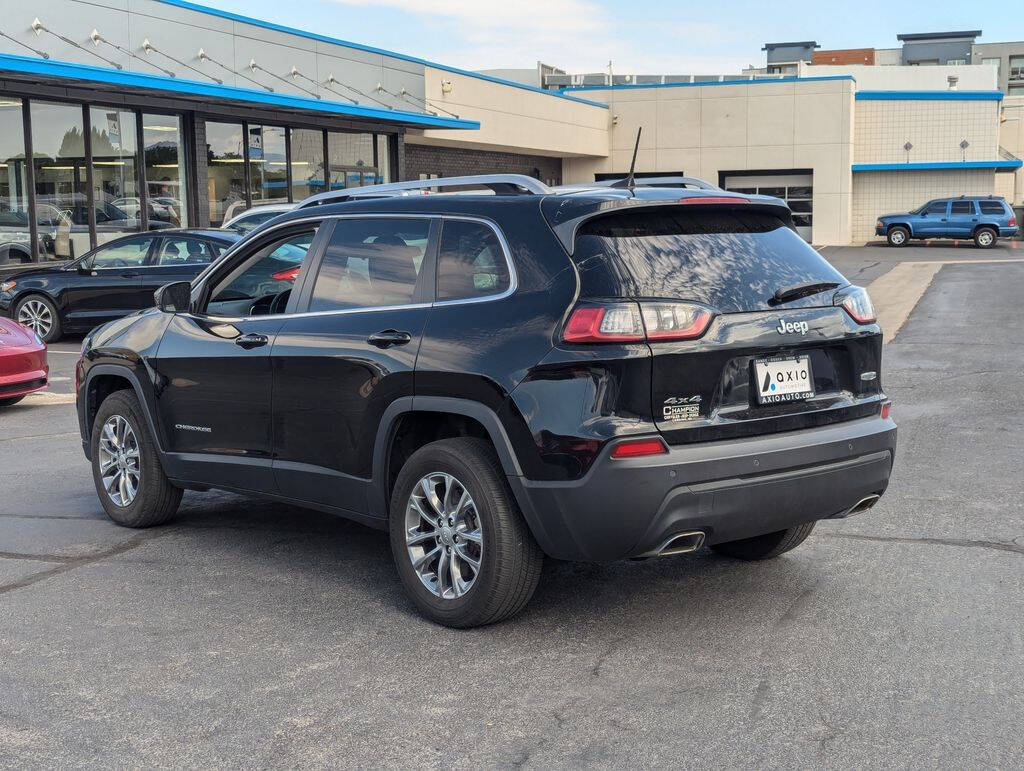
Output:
[
  {"xmin": 367, "ymin": 329, "xmax": 412, "ymax": 348},
  {"xmin": 234, "ymin": 332, "xmax": 269, "ymax": 349},
  {"xmin": 120, "ymin": 272, "xmax": 139, "ymax": 278}
]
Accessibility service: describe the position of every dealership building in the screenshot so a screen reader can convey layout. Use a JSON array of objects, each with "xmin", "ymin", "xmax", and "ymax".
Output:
[{"xmin": 0, "ymin": 1, "xmax": 1021, "ymax": 260}]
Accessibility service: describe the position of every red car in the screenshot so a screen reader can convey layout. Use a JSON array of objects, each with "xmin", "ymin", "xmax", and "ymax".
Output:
[{"xmin": 0, "ymin": 319, "xmax": 48, "ymax": 406}]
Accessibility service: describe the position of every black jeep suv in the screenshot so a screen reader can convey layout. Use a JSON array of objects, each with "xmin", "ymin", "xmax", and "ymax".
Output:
[{"xmin": 75, "ymin": 175, "xmax": 897, "ymax": 627}]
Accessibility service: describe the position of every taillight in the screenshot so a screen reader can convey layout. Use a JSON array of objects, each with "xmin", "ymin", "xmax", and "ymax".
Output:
[
  {"xmin": 564, "ymin": 302, "xmax": 714, "ymax": 343},
  {"xmin": 610, "ymin": 437, "xmax": 668, "ymax": 459},
  {"xmin": 1010, "ymin": 216, "xmax": 1017, "ymax": 228},
  {"xmin": 880, "ymin": 401, "xmax": 892, "ymax": 419},
  {"xmin": 641, "ymin": 302, "xmax": 714, "ymax": 340},
  {"xmin": 563, "ymin": 303, "xmax": 645, "ymax": 343},
  {"xmin": 834, "ymin": 286, "xmax": 876, "ymax": 324},
  {"xmin": 271, "ymin": 266, "xmax": 301, "ymax": 282},
  {"xmin": 678, "ymin": 196, "xmax": 748, "ymax": 205}
]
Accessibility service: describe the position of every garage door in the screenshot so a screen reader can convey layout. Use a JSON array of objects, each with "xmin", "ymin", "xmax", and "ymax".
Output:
[{"xmin": 723, "ymin": 174, "xmax": 813, "ymax": 242}]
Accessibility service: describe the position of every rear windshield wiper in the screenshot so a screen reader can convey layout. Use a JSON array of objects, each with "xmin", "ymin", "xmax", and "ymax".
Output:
[{"xmin": 768, "ymin": 281, "xmax": 840, "ymax": 306}]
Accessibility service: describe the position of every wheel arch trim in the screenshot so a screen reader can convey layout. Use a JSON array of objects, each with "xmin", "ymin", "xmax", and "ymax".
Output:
[
  {"xmin": 81, "ymin": 364, "xmax": 166, "ymax": 461},
  {"xmin": 369, "ymin": 396, "xmax": 523, "ymax": 519}
]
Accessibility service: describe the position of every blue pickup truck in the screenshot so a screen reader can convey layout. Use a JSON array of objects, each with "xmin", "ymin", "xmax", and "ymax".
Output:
[{"xmin": 876, "ymin": 196, "xmax": 1018, "ymax": 248}]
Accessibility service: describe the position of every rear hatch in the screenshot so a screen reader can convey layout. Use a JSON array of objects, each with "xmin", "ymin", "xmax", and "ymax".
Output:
[{"xmin": 563, "ymin": 201, "xmax": 884, "ymax": 444}]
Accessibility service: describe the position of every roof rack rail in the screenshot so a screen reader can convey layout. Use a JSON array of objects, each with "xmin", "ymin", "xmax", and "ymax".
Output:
[{"xmin": 296, "ymin": 174, "xmax": 552, "ymax": 209}]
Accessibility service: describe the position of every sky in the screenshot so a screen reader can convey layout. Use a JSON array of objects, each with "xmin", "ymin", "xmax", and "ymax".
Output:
[{"xmin": 203, "ymin": 0, "xmax": 1024, "ymax": 75}]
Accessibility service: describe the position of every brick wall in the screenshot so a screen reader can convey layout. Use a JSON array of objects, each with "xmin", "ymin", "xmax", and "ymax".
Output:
[{"xmin": 403, "ymin": 144, "xmax": 562, "ymax": 186}]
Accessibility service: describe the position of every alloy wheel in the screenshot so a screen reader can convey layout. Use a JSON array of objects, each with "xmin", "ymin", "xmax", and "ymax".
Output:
[
  {"xmin": 978, "ymin": 231, "xmax": 993, "ymax": 246},
  {"xmin": 17, "ymin": 299, "xmax": 52, "ymax": 338},
  {"xmin": 405, "ymin": 472, "xmax": 483, "ymax": 599},
  {"xmin": 891, "ymin": 230, "xmax": 905, "ymax": 245},
  {"xmin": 97, "ymin": 415, "xmax": 141, "ymax": 507}
]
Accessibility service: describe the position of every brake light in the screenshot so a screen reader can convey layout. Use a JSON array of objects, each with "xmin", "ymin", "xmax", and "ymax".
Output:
[
  {"xmin": 678, "ymin": 196, "xmax": 748, "ymax": 205},
  {"xmin": 1010, "ymin": 216, "xmax": 1017, "ymax": 227},
  {"xmin": 564, "ymin": 302, "xmax": 714, "ymax": 343},
  {"xmin": 610, "ymin": 437, "xmax": 668, "ymax": 459},
  {"xmin": 271, "ymin": 266, "xmax": 301, "ymax": 282},
  {"xmin": 880, "ymin": 401, "xmax": 891, "ymax": 419},
  {"xmin": 835, "ymin": 286, "xmax": 876, "ymax": 324}
]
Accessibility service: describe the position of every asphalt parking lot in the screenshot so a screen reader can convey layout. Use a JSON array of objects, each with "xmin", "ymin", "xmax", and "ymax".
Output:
[{"xmin": 1, "ymin": 243, "xmax": 1023, "ymax": 767}]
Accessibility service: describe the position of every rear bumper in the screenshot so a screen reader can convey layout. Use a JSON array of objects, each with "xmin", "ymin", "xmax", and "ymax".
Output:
[{"xmin": 510, "ymin": 415, "xmax": 897, "ymax": 562}]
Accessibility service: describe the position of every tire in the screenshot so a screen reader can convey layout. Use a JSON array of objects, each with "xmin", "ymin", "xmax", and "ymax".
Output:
[
  {"xmin": 389, "ymin": 437, "xmax": 543, "ymax": 628},
  {"xmin": 90, "ymin": 389, "xmax": 182, "ymax": 528},
  {"xmin": 710, "ymin": 521, "xmax": 816, "ymax": 561},
  {"xmin": 974, "ymin": 227, "xmax": 997, "ymax": 249},
  {"xmin": 0, "ymin": 395, "xmax": 25, "ymax": 407},
  {"xmin": 15, "ymin": 294, "xmax": 62, "ymax": 343},
  {"xmin": 886, "ymin": 226, "xmax": 909, "ymax": 247}
]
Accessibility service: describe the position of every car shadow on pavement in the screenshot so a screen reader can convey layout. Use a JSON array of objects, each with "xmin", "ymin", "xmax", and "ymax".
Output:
[{"xmin": 165, "ymin": 490, "xmax": 826, "ymax": 632}]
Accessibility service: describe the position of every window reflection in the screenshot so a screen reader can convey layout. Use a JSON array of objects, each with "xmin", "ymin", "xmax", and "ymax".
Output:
[
  {"xmin": 31, "ymin": 101, "xmax": 89, "ymax": 261},
  {"xmin": 328, "ymin": 131, "xmax": 376, "ymax": 189},
  {"xmin": 90, "ymin": 107, "xmax": 142, "ymax": 246},
  {"xmin": 0, "ymin": 98, "xmax": 31, "ymax": 265},
  {"xmin": 248, "ymin": 125, "xmax": 287, "ymax": 207},
  {"xmin": 290, "ymin": 128, "xmax": 325, "ymax": 201},
  {"xmin": 143, "ymin": 114, "xmax": 187, "ymax": 227},
  {"xmin": 206, "ymin": 121, "xmax": 246, "ymax": 227}
]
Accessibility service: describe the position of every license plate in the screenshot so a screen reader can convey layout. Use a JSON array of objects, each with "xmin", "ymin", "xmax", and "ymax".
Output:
[{"xmin": 754, "ymin": 355, "xmax": 814, "ymax": 404}]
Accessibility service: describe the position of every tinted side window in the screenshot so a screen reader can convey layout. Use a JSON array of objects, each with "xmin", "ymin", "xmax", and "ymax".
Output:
[
  {"xmin": 437, "ymin": 220, "xmax": 511, "ymax": 301},
  {"xmin": 951, "ymin": 201, "xmax": 974, "ymax": 215},
  {"xmin": 208, "ymin": 229, "xmax": 317, "ymax": 316},
  {"xmin": 310, "ymin": 218, "xmax": 428, "ymax": 311},
  {"xmin": 89, "ymin": 236, "xmax": 155, "ymax": 268},
  {"xmin": 156, "ymin": 237, "xmax": 216, "ymax": 266},
  {"xmin": 979, "ymin": 201, "xmax": 1007, "ymax": 215},
  {"xmin": 926, "ymin": 202, "xmax": 948, "ymax": 214}
]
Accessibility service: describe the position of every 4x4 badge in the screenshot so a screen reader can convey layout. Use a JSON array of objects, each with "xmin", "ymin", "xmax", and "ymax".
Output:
[{"xmin": 776, "ymin": 320, "xmax": 809, "ymax": 335}]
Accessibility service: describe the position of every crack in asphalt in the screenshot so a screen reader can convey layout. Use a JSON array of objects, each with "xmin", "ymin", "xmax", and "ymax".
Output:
[
  {"xmin": 0, "ymin": 531, "xmax": 168, "ymax": 596},
  {"xmin": 821, "ymin": 532, "xmax": 1024, "ymax": 555}
]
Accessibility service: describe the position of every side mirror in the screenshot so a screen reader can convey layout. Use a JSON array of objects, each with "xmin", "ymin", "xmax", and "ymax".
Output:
[{"xmin": 154, "ymin": 281, "xmax": 192, "ymax": 313}]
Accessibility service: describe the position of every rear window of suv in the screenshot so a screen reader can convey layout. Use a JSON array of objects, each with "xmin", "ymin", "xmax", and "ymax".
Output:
[
  {"xmin": 572, "ymin": 209, "xmax": 846, "ymax": 313},
  {"xmin": 979, "ymin": 201, "xmax": 1008, "ymax": 215}
]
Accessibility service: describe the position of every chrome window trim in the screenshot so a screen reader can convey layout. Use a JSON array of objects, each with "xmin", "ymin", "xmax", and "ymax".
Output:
[{"xmin": 192, "ymin": 212, "xmax": 518, "ymax": 323}]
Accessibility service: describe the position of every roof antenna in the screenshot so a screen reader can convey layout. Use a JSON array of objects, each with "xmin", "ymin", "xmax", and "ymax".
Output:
[{"xmin": 624, "ymin": 126, "xmax": 642, "ymax": 192}]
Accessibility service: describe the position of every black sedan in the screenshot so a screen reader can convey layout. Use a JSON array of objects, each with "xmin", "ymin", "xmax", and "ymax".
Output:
[{"xmin": 0, "ymin": 229, "xmax": 241, "ymax": 343}]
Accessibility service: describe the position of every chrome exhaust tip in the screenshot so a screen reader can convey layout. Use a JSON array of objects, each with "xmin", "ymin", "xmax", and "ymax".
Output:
[
  {"xmin": 655, "ymin": 531, "xmax": 706, "ymax": 556},
  {"xmin": 832, "ymin": 494, "xmax": 881, "ymax": 519}
]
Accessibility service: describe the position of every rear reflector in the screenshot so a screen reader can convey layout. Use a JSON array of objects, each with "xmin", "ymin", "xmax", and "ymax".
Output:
[
  {"xmin": 880, "ymin": 401, "xmax": 891, "ymax": 419},
  {"xmin": 610, "ymin": 437, "xmax": 668, "ymax": 459},
  {"xmin": 564, "ymin": 301, "xmax": 714, "ymax": 343},
  {"xmin": 678, "ymin": 196, "xmax": 748, "ymax": 205},
  {"xmin": 271, "ymin": 266, "xmax": 301, "ymax": 282}
]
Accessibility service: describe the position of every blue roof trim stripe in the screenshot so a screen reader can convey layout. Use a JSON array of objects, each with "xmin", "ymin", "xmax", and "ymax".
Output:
[
  {"xmin": 856, "ymin": 90, "xmax": 1004, "ymax": 101},
  {"xmin": 560, "ymin": 75, "xmax": 855, "ymax": 92},
  {"xmin": 852, "ymin": 160, "xmax": 1022, "ymax": 171},
  {"xmin": 0, "ymin": 52, "xmax": 480, "ymax": 130},
  {"xmin": 157, "ymin": 0, "xmax": 608, "ymax": 109}
]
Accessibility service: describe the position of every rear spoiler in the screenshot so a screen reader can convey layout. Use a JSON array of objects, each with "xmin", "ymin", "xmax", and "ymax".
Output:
[{"xmin": 543, "ymin": 197, "xmax": 793, "ymax": 255}]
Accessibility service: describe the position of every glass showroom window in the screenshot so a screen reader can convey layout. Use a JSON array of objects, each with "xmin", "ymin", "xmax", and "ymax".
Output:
[
  {"xmin": 206, "ymin": 121, "xmax": 246, "ymax": 226},
  {"xmin": 376, "ymin": 134, "xmax": 392, "ymax": 184},
  {"xmin": 247, "ymin": 125, "xmax": 288, "ymax": 206},
  {"xmin": 328, "ymin": 131, "xmax": 376, "ymax": 189},
  {"xmin": 0, "ymin": 97, "xmax": 31, "ymax": 264},
  {"xmin": 143, "ymin": 114, "xmax": 188, "ymax": 227},
  {"xmin": 89, "ymin": 107, "xmax": 142, "ymax": 246},
  {"xmin": 31, "ymin": 101, "xmax": 90, "ymax": 261},
  {"xmin": 290, "ymin": 128, "xmax": 325, "ymax": 201}
]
